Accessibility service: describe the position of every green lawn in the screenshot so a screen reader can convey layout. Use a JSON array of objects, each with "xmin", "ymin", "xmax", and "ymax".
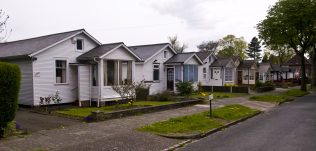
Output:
[
  {"xmin": 55, "ymin": 101, "xmax": 174, "ymax": 118},
  {"xmin": 283, "ymin": 89, "xmax": 309, "ymax": 97},
  {"xmin": 190, "ymin": 92, "xmax": 248, "ymax": 100},
  {"xmin": 250, "ymin": 89, "xmax": 309, "ymax": 103},
  {"xmin": 138, "ymin": 104, "xmax": 259, "ymax": 135}
]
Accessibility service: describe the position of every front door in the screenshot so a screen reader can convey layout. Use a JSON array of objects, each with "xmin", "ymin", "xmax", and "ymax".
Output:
[
  {"xmin": 238, "ymin": 71, "xmax": 242, "ymax": 84},
  {"xmin": 167, "ymin": 68, "xmax": 174, "ymax": 91}
]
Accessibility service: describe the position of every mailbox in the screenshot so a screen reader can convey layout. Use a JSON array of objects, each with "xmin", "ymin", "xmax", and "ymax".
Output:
[{"xmin": 208, "ymin": 94, "xmax": 213, "ymax": 100}]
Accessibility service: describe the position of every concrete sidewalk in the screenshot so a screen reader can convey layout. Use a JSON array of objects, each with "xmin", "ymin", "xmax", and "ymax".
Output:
[{"xmin": 0, "ymin": 88, "xmax": 289, "ymax": 151}]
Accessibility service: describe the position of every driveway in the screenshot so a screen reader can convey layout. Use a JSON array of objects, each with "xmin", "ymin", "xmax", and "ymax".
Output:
[
  {"xmin": 15, "ymin": 110, "xmax": 82, "ymax": 132},
  {"xmin": 181, "ymin": 92, "xmax": 316, "ymax": 151}
]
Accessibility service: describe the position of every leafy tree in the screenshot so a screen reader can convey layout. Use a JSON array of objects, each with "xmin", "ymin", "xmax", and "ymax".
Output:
[
  {"xmin": 217, "ymin": 34, "xmax": 248, "ymax": 60},
  {"xmin": 0, "ymin": 9, "xmax": 11, "ymax": 42},
  {"xmin": 168, "ymin": 35, "xmax": 187, "ymax": 53},
  {"xmin": 246, "ymin": 37, "xmax": 262, "ymax": 62},
  {"xmin": 257, "ymin": 0, "xmax": 316, "ymax": 91},
  {"xmin": 197, "ymin": 40, "xmax": 219, "ymax": 53}
]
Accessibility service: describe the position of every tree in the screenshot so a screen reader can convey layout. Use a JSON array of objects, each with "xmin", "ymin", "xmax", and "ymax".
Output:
[
  {"xmin": 246, "ymin": 37, "xmax": 262, "ymax": 62},
  {"xmin": 257, "ymin": 0, "xmax": 316, "ymax": 91},
  {"xmin": 197, "ymin": 40, "xmax": 219, "ymax": 53},
  {"xmin": 168, "ymin": 35, "xmax": 187, "ymax": 53},
  {"xmin": 217, "ymin": 34, "xmax": 248, "ymax": 60},
  {"xmin": 0, "ymin": 9, "xmax": 11, "ymax": 42},
  {"xmin": 262, "ymin": 53, "xmax": 269, "ymax": 63}
]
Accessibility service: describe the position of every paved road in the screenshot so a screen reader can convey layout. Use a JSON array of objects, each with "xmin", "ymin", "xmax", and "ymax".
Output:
[{"xmin": 181, "ymin": 92, "xmax": 316, "ymax": 151}]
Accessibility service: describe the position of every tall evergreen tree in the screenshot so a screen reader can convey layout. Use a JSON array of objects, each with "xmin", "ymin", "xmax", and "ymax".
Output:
[
  {"xmin": 246, "ymin": 37, "xmax": 262, "ymax": 62},
  {"xmin": 261, "ymin": 53, "xmax": 269, "ymax": 63}
]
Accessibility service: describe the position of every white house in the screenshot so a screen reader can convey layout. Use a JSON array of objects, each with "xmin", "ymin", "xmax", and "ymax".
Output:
[
  {"xmin": 258, "ymin": 63, "xmax": 272, "ymax": 83},
  {"xmin": 196, "ymin": 51, "xmax": 217, "ymax": 86},
  {"xmin": 0, "ymin": 29, "xmax": 141, "ymax": 106},
  {"xmin": 237, "ymin": 60, "xmax": 257, "ymax": 85},
  {"xmin": 209, "ymin": 57, "xmax": 238, "ymax": 86},
  {"xmin": 128, "ymin": 43, "xmax": 177, "ymax": 95},
  {"xmin": 164, "ymin": 52, "xmax": 203, "ymax": 91}
]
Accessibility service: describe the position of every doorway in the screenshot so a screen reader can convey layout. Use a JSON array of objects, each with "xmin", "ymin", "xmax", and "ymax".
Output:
[{"xmin": 167, "ymin": 68, "xmax": 174, "ymax": 91}]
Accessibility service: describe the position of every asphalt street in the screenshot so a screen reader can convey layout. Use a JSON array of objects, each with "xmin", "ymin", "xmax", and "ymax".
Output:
[{"xmin": 182, "ymin": 92, "xmax": 316, "ymax": 151}]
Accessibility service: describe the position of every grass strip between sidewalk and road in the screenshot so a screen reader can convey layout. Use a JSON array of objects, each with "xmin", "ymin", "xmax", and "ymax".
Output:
[
  {"xmin": 250, "ymin": 89, "xmax": 309, "ymax": 103},
  {"xmin": 138, "ymin": 104, "xmax": 259, "ymax": 136}
]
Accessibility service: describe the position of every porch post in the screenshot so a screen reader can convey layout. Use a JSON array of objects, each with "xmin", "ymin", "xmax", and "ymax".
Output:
[
  {"xmin": 248, "ymin": 68, "xmax": 250, "ymax": 86},
  {"xmin": 98, "ymin": 60, "xmax": 104, "ymax": 107}
]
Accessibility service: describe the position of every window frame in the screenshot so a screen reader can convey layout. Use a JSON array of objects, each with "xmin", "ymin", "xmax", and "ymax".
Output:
[
  {"xmin": 225, "ymin": 68, "xmax": 233, "ymax": 82},
  {"xmin": 92, "ymin": 64, "xmax": 98, "ymax": 86},
  {"xmin": 203, "ymin": 67, "xmax": 207, "ymax": 79},
  {"xmin": 250, "ymin": 70, "xmax": 255, "ymax": 80},
  {"xmin": 76, "ymin": 39, "xmax": 84, "ymax": 51},
  {"xmin": 163, "ymin": 50, "xmax": 167, "ymax": 59},
  {"xmin": 153, "ymin": 63, "xmax": 160, "ymax": 82},
  {"xmin": 55, "ymin": 59, "xmax": 67, "ymax": 84}
]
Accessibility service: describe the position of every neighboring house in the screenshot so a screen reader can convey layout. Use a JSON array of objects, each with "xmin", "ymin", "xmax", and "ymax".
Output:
[
  {"xmin": 164, "ymin": 52, "xmax": 203, "ymax": 91},
  {"xmin": 0, "ymin": 29, "xmax": 141, "ymax": 106},
  {"xmin": 128, "ymin": 43, "xmax": 177, "ymax": 95},
  {"xmin": 209, "ymin": 57, "xmax": 238, "ymax": 86},
  {"xmin": 237, "ymin": 60, "xmax": 257, "ymax": 85},
  {"xmin": 285, "ymin": 54, "xmax": 311, "ymax": 80},
  {"xmin": 196, "ymin": 51, "xmax": 217, "ymax": 86},
  {"xmin": 258, "ymin": 63, "xmax": 272, "ymax": 83},
  {"xmin": 270, "ymin": 65, "xmax": 293, "ymax": 82}
]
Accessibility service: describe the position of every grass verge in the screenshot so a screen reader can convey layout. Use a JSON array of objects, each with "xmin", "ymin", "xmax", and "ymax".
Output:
[
  {"xmin": 190, "ymin": 92, "xmax": 248, "ymax": 100},
  {"xmin": 55, "ymin": 101, "xmax": 174, "ymax": 118},
  {"xmin": 283, "ymin": 89, "xmax": 309, "ymax": 97},
  {"xmin": 250, "ymin": 89, "xmax": 309, "ymax": 103},
  {"xmin": 138, "ymin": 104, "xmax": 259, "ymax": 135}
]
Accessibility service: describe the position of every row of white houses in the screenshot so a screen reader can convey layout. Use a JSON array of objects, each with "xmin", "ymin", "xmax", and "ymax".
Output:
[{"xmin": 0, "ymin": 29, "xmax": 294, "ymax": 106}]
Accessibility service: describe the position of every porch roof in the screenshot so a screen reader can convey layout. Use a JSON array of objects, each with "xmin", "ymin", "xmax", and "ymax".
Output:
[
  {"xmin": 237, "ymin": 60, "xmax": 256, "ymax": 69},
  {"xmin": 164, "ymin": 52, "xmax": 203, "ymax": 64},
  {"xmin": 258, "ymin": 63, "xmax": 271, "ymax": 73},
  {"xmin": 128, "ymin": 43, "xmax": 175, "ymax": 62},
  {"xmin": 210, "ymin": 58, "xmax": 232, "ymax": 67},
  {"xmin": 77, "ymin": 42, "xmax": 141, "ymax": 61}
]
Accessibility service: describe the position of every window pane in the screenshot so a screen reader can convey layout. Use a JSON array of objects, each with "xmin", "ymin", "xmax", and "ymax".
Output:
[
  {"xmin": 107, "ymin": 60, "xmax": 115, "ymax": 85},
  {"xmin": 175, "ymin": 65, "xmax": 181, "ymax": 81},
  {"xmin": 92, "ymin": 64, "xmax": 98, "ymax": 86},
  {"xmin": 225, "ymin": 68, "xmax": 232, "ymax": 81},
  {"xmin": 77, "ymin": 39, "xmax": 83, "ymax": 50},
  {"xmin": 153, "ymin": 69, "xmax": 159, "ymax": 81},
  {"xmin": 56, "ymin": 60, "xmax": 66, "ymax": 83}
]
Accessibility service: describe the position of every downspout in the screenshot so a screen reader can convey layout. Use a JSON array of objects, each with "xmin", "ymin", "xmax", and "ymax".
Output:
[{"xmin": 93, "ymin": 57, "xmax": 101, "ymax": 107}]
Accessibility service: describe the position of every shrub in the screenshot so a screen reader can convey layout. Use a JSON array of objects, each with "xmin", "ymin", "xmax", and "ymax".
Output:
[
  {"xmin": 135, "ymin": 80, "xmax": 151, "ymax": 101},
  {"xmin": 197, "ymin": 81, "xmax": 203, "ymax": 93},
  {"xmin": 264, "ymin": 81, "xmax": 275, "ymax": 87},
  {"xmin": 224, "ymin": 83, "xmax": 238, "ymax": 87},
  {"xmin": 175, "ymin": 81, "xmax": 194, "ymax": 96},
  {"xmin": 255, "ymin": 80, "xmax": 264, "ymax": 88},
  {"xmin": 0, "ymin": 62, "xmax": 21, "ymax": 138},
  {"xmin": 148, "ymin": 91, "xmax": 172, "ymax": 102}
]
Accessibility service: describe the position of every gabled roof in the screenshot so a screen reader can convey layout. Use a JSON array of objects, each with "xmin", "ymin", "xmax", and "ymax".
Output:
[
  {"xmin": 258, "ymin": 63, "xmax": 271, "ymax": 73},
  {"xmin": 128, "ymin": 43, "xmax": 177, "ymax": 62},
  {"xmin": 238, "ymin": 60, "xmax": 256, "ymax": 69},
  {"xmin": 286, "ymin": 54, "xmax": 311, "ymax": 65},
  {"xmin": 0, "ymin": 29, "xmax": 101, "ymax": 59},
  {"xmin": 271, "ymin": 64, "xmax": 290, "ymax": 72},
  {"xmin": 164, "ymin": 52, "xmax": 203, "ymax": 64},
  {"xmin": 77, "ymin": 42, "xmax": 140, "ymax": 61},
  {"xmin": 210, "ymin": 58, "xmax": 233, "ymax": 67},
  {"xmin": 196, "ymin": 51, "xmax": 213, "ymax": 62}
]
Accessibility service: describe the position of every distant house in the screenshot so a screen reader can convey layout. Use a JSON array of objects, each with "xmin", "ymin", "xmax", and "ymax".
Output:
[
  {"xmin": 237, "ymin": 60, "xmax": 257, "ymax": 85},
  {"xmin": 164, "ymin": 52, "xmax": 203, "ymax": 90},
  {"xmin": 209, "ymin": 57, "xmax": 238, "ymax": 86},
  {"xmin": 258, "ymin": 63, "xmax": 272, "ymax": 83},
  {"xmin": 129, "ymin": 43, "xmax": 177, "ymax": 94},
  {"xmin": 270, "ymin": 65, "xmax": 292, "ymax": 82},
  {"xmin": 285, "ymin": 54, "xmax": 311, "ymax": 80}
]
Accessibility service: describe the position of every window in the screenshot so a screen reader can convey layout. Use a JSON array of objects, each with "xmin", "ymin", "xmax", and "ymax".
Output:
[
  {"xmin": 203, "ymin": 67, "xmax": 207, "ymax": 79},
  {"xmin": 76, "ymin": 39, "xmax": 83, "ymax": 50},
  {"xmin": 104, "ymin": 60, "xmax": 132, "ymax": 86},
  {"xmin": 153, "ymin": 64, "xmax": 160, "ymax": 81},
  {"xmin": 92, "ymin": 64, "xmax": 98, "ymax": 86},
  {"xmin": 55, "ymin": 60, "xmax": 67, "ymax": 83},
  {"xmin": 225, "ymin": 68, "xmax": 233, "ymax": 82},
  {"xmin": 243, "ymin": 70, "xmax": 248, "ymax": 80},
  {"xmin": 259, "ymin": 73, "xmax": 263, "ymax": 80},
  {"xmin": 163, "ymin": 50, "xmax": 167, "ymax": 59},
  {"xmin": 250, "ymin": 70, "xmax": 255, "ymax": 80},
  {"xmin": 210, "ymin": 68, "xmax": 213, "ymax": 79},
  {"xmin": 183, "ymin": 65, "xmax": 198, "ymax": 82}
]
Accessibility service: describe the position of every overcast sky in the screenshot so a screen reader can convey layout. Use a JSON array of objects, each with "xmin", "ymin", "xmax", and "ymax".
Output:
[{"xmin": 2, "ymin": 0, "xmax": 277, "ymax": 52}]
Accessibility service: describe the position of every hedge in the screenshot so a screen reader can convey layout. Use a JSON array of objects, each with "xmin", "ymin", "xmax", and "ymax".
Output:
[{"xmin": 0, "ymin": 62, "xmax": 21, "ymax": 138}]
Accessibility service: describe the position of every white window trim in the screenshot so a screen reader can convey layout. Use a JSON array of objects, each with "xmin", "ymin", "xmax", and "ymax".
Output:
[
  {"xmin": 163, "ymin": 50, "xmax": 167, "ymax": 59},
  {"xmin": 153, "ymin": 63, "xmax": 160, "ymax": 82},
  {"xmin": 76, "ymin": 38, "xmax": 84, "ymax": 52},
  {"xmin": 225, "ymin": 68, "xmax": 233, "ymax": 82},
  {"xmin": 54, "ymin": 58, "xmax": 68, "ymax": 85}
]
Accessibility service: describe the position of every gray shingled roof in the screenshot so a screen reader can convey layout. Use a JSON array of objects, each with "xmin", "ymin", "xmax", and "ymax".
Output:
[
  {"xmin": 258, "ymin": 63, "xmax": 271, "ymax": 73},
  {"xmin": 77, "ymin": 42, "xmax": 124, "ymax": 60},
  {"xmin": 238, "ymin": 60, "xmax": 256, "ymax": 69},
  {"xmin": 210, "ymin": 58, "xmax": 232, "ymax": 67},
  {"xmin": 164, "ymin": 52, "xmax": 196, "ymax": 64},
  {"xmin": 271, "ymin": 64, "xmax": 290, "ymax": 72},
  {"xmin": 0, "ymin": 29, "xmax": 85, "ymax": 59},
  {"xmin": 196, "ymin": 51, "xmax": 212, "ymax": 62},
  {"xmin": 128, "ymin": 43, "xmax": 170, "ymax": 61}
]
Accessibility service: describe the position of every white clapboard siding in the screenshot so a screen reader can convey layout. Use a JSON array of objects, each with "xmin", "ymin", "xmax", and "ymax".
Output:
[
  {"xmin": 78, "ymin": 65, "xmax": 90, "ymax": 101},
  {"xmin": 5, "ymin": 59, "xmax": 34, "ymax": 105}
]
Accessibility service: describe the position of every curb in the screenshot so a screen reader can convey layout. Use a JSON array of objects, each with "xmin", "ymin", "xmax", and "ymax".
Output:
[
  {"xmin": 161, "ymin": 140, "xmax": 192, "ymax": 151},
  {"xmin": 158, "ymin": 111, "xmax": 262, "ymax": 140}
]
